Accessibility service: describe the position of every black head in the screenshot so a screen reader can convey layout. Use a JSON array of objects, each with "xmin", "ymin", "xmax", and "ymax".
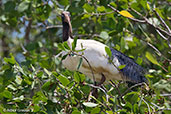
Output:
[
  {"xmin": 61, "ymin": 11, "xmax": 71, "ymax": 24},
  {"xmin": 61, "ymin": 11, "xmax": 72, "ymax": 41}
]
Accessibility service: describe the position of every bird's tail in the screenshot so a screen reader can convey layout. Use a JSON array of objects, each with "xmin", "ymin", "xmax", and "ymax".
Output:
[{"xmin": 110, "ymin": 48, "xmax": 148, "ymax": 83}]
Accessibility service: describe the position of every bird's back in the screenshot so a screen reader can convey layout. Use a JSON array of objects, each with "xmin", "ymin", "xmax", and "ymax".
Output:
[{"xmin": 110, "ymin": 48, "xmax": 147, "ymax": 83}]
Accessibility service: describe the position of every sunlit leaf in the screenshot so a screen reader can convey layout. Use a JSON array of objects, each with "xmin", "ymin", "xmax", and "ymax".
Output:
[
  {"xmin": 97, "ymin": 6, "xmax": 105, "ymax": 12},
  {"xmin": 145, "ymin": 52, "xmax": 159, "ymax": 65},
  {"xmin": 4, "ymin": 53, "xmax": 16, "ymax": 65},
  {"xmin": 100, "ymin": 31, "xmax": 109, "ymax": 39},
  {"xmin": 42, "ymin": 81, "xmax": 51, "ymax": 91},
  {"xmin": 105, "ymin": 46, "xmax": 112, "ymax": 57},
  {"xmin": 18, "ymin": 1, "xmax": 30, "ymax": 12},
  {"xmin": 3, "ymin": 90, "xmax": 12, "ymax": 99},
  {"xmin": 72, "ymin": 110, "xmax": 81, "ymax": 114},
  {"xmin": 119, "ymin": 10, "xmax": 134, "ymax": 18},
  {"xmin": 63, "ymin": 42, "xmax": 71, "ymax": 50},
  {"xmin": 58, "ymin": 75, "xmax": 70, "ymax": 86},
  {"xmin": 83, "ymin": 3, "xmax": 94, "ymax": 13},
  {"xmin": 118, "ymin": 65, "xmax": 126, "ymax": 69},
  {"xmin": 83, "ymin": 102, "xmax": 98, "ymax": 107}
]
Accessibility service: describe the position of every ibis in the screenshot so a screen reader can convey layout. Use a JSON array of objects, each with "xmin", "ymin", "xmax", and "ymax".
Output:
[{"xmin": 59, "ymin": 11, "xmax": 147, "ymax": 89}]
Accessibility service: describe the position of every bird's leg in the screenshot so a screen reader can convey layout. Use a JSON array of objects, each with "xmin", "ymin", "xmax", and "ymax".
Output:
[
  {"xmin": 97, "ymin": 73, "xmax": 106, "ymax": 86},
  {"xmin": 89, "ymin": 74, "xmax": 106, "ymax": 101}
]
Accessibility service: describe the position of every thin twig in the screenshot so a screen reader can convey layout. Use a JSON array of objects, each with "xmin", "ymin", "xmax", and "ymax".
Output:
[
  {"xmin": 142, "ymin": 98, "xmax": 151, "ymax": 114},
  {"xmin": 108, "ymin": 4, "xmax": 171, "ymax": 39},
  {"xmin": 153, "ymin": 9, "xmax": 171, "ymax": 34},
  {"xmin": 107, "ymin": 4, "xmax": 146, "ymax": 23},
  {"xmin": 124, "ymin": 29, "xmax": 171, "ymax": 62},
  {"xmin": 71, "ymin": 51, "xmax": 96, "ymax": 85},
  {"xmin": 46, "ymin": 25, "xmax": 62, "ymax": 29},
  {"xmin": 144, "ymin": 98, "xmax": 171, "ymax": 111},
  {"xmin": 156, "ymin": 29, "xmax": 168, "ymax": 40},
  {"xmin": 153, "ymin": 93, "xmax": 171, "ymax": 97},
  {"xmin": 85, "ymin": 83, "xmax": 108, "ymax": 100},
  {"xmin": 121, "ymin": 82, "xmax": 146, "ymax": 97},
  {"xmin": 110, "ymin": 80, "xmax": 126, "ymax": 104},
  {"xmin": 130, "ymin": 8, "xmax": 171, "ymax": 39}
]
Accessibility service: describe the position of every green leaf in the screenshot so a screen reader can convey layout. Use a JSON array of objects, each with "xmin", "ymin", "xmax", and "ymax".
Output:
[
  {"xmin": 120, "ymin": 37, "xmax": 125, "ymax": 51},
  {"xmin": 72, "ymin": 110, "xmax": 81, "ymax": 114},
  {"xmin": 3, "ymin": 90, "xmax": 12, "ymax": 99},
  {"xmin": 74, "ymin": 72, "xmax": 85, "ymax": 83},
  {"xmin": 37, "ymin": 71, "xmax": 44, "ymax": 78},
  {"xmin": 18, "ymin": 1, "xmax": 30, "ymax": 12},
  {"xmin": 42, "ymin": 81, "xmax": 51, "ymax": 91},
  {"xmin": 81, "ymin": 14, "xmax": 91, "ymax": 19},
  {"xmin": 58, "ymin": 75, "xmax": 70, "ymax": 86},
  {"xmin": 74, "ymin": 90, "xmax": 82, "ymax": 100},
  {"xmin": 145, "ymin": 52, "xmax": 159, "ymax": 65},
  {"xmin": 33, "ymin": 104, "xmax": 41, "ymax": 112},
  {"xmin": 58, "ymin": 0, "xmax": 68, "ymax": 6},
  {"xmin": 74, "ymin": 72, "xmax": 80, "ymax": 83},
  {"xmin": 118, "ymin": 65, "xmax": 126, "ymax": 69},
  {"xmin": 77, "ymin": 58, "xmax": 83, "ymax": 70},
  {"xmin": 44, "ymin": 68, "xmax": 51, "ymax": 76},
  {"xmin": 4, "ymin": 1, "xmax": 16, "ymax": 12},
  {"xmin": 83, "ymin": 102, "xmax": 98, "ymax": 107},
  {"xmin": 4, "ymin": 53, "xmax": 16, "ymax": 65},
  {"xmin": 97, "ymin": 6, "xmax": 106, "ymax": 12},
  {"xmin": 63, "ymin": 42, "xmax": 71, "ymax": 50},
  {"xmin": 91, "ymin": 107, "xmax": 101, "ymax": 114},
  {"xmin": 40, "ymin": 60, "xmax": 50, "ymax": 69},
  {"xmin": 100, "ymin": 31, "xmax": 109, "ymax": 39},
  {"xmin": 72, "ymin": 38, "xmax": 78, "ymax": 51},
  {"xmin": 105, "ymin": 46, "xmax": 112, "ymax": 57},
  {"xmin": 83, "ymin": 3, "xmax": 95, "ymax": 13},
  {"xmin": 61, "ymin": 54, "xmax": 68, "ymax": 60}
]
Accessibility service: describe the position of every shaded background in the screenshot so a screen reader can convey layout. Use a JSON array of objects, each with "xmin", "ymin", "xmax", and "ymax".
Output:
[{"xmin": 0, "ymin": 0, "xmax": 170, "ymax": 113}]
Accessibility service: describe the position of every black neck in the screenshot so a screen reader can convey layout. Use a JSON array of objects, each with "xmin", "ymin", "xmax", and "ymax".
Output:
[{"xmin": 62, "ymin": 22, "xmax": 72, "ymax": 41}]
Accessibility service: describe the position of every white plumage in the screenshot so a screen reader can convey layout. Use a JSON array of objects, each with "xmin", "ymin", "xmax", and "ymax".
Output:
[
  {"xmin": 58, "ymin": 11, "xmax": 147, "ymax": 85},
  {"xmin": 62, "ymin": 37, "xmax": 122, "ymax": 82}
]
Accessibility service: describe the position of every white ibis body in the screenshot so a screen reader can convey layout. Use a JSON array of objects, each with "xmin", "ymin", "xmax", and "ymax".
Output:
[{"xmin": 59, "ymin": 11, "xmax": 147, "ymax": 84}]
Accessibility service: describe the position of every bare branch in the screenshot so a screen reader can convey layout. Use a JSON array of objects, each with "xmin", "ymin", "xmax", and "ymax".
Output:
[
  {"xmin": 25, "ymin": 19, "xmax": 32, "ymax": 43},
  {"xmin": 121, "ymin": 82, "xmax": 147, "ymax": 97},
  {"xmin": 85, "ymin": 83, "xmax": 109, "ymax": 101},
  {"xmin": 107, "ymin": 4, "xmax": 146, "ymax": 23},
  {"xmin": 142, "ymin": 98, "xmax": 151, "ymax": 114},
  {"xmin": 153, "ymin": 9, "xmax": 171, "ymax": 34},
  {"xmin": 110, "ymin": 80, "xmax": 126, "ymax": 104},
  {"xmin": 46, "ymin": 25, "xmax": 62, "ymax": 29},
  {"xmin": 89, "ymin": 11, "xmax": 115, "ymax": 16},
  {"xmin": 108, "ymin": 4, "xmax": 171, "ymax": 39},
  {"xmin": 144, "ymin": 98, "xmax": 171, "ymax": 111},
  {"xmin": 130, "ymin": 8, "xmax": 171, "ymax": 39}
]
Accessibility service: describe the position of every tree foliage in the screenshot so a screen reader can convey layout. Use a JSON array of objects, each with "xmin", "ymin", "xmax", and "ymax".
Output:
[{"xmin": 0, "ymin": 0, "xmax": 171, "ymax": 113}]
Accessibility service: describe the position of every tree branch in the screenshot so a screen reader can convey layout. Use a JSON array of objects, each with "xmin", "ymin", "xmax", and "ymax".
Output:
[
  {"xmin": 107, "ymin": 4, "xmax": 171, "ymax": 40},
  {"xmin": 153, "ymin": 9, "xmax": 171, "ymax": 34},
  {"xmin": 25, "ymin": 19, "xmax": 32, "ymax": 43}
]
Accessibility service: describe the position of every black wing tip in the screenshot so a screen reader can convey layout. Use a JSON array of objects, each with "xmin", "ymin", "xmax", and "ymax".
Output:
[{"xmin": 110, "ymin": 48, "xmax": 148, "ymax": 84}]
